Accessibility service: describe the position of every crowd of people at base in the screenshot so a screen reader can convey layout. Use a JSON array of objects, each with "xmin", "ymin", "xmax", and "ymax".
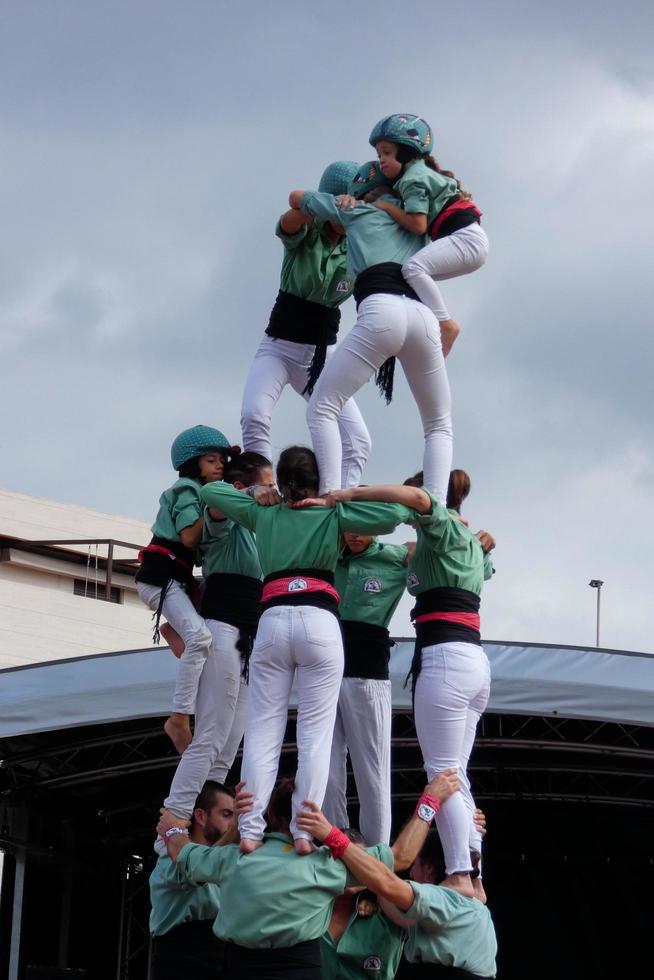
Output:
[{"xmin": 136, "ymin": 112, "xmax": 497, "ymax": 978}]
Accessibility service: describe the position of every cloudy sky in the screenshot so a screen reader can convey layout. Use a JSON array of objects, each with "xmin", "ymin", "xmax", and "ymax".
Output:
[{"xmin": 1, "ymin": 0, "xmax": 653, "ymax": 652}]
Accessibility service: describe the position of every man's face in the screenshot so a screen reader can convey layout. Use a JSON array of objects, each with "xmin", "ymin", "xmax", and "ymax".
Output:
[{"xmin": 198, "ymin": 791, "xmax": 234, "ymax": 845}]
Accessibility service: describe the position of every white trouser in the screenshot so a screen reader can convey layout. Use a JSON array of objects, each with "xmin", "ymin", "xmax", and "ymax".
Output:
[
  {"xmin": 137, "ymin": 581, "xmax": 212, "ymax": 714},
  {"xmin": 307, "ymin": 294, "xmax": 452, "ymax": 502},
  {"xmin": 240, "ymin": 335, "xmax": 372, "ymax": 487},
  {"xmin": 402, "ymin": 223, "xmax": 489, "ymax": 321},
  {"xmin": 413, "ymin": 641, "xmax": 490, "ymax": 874},
  {"xmin": 323, "ymin": 677, "xmax": 392, "ymax": 845},
  {"xmin": 238, "ymin": 604, "xmax": 344, "ymax": 841},
  {"xmin": 163, "ymin": 619, "xmax": 248, "ymax": 818}
]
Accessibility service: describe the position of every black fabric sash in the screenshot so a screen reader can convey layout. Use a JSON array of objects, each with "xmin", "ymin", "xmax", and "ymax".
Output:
[
  {"xmin": 135, "ymin": 536, "xmax": 196, "ymax": 589},
  {"xmin": 341, "ymin": 620, "xmax": 392, "ymax": 679},
  {"xmin": 261, "ymin": 567, "xmax": 339, "ymax": 618},
  {"xmin": 223, "ymin": 937, "xmax": 322, "ymax": 980},
  {"xmin": 266, "ymin": 290, "xmax": 340, "ymax": 344},
  {"xmin": 151, "ymin": 921, "xmax": 225, "ymax": 980},
  {"xmin": 201, "ymin": 573, "xmax": 262, "ymax": 632},
  {"xmin": 404, "ymin": 965, "xmax": 492, "ymax": 980}
]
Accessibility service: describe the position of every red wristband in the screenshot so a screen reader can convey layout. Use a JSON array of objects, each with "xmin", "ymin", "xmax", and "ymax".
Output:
[
  {"xmin": 414, "ymin": 793, "xmax": 440, "ymax": 823},
  {"xmin": 324, "ymin": 826, "xmax": 351, "ymax": 859}
]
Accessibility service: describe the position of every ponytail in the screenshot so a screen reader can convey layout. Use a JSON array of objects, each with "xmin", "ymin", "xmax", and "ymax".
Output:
[
  {"xmin": 276, "ymin": 446, "xmax": 320, "ymax": 502},
  {"xmin": 446, "ymin": 469, "xmax": 471, "ymax": 512}
]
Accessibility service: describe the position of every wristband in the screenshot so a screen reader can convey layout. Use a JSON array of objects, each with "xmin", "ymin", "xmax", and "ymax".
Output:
[
  {"xmin": 414, "ymin": 793, "xmax": 440, "ymax": 824},
  {"xmin": 324, "ymin": 826, "xmax": 351, "ymax": 860},
  {"xmin": 164, "ymin": 826, "xmax": 189, "ymax": 840}
]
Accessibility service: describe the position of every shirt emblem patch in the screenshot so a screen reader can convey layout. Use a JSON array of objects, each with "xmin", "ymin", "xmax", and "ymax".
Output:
[
  {"xmin": 288, "ymin": 578, "xmax": 308, "ymax": 592},
  {"xmin": 336, "ymin": 279, "xmax": 350, "ymax": 292},
  {"xmin": 364, "ymin": 956, "xmax": 382, "ymax": 971},
  {"xmin": 407, "ymin": 571, "xmax": 419, "ymax": 588},
  {"xmin": 363, "ymin": 577, "xmax": 382, "ymax": 593}
]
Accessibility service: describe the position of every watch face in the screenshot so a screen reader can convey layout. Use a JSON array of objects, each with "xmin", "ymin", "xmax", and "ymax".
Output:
[{"xmin": 417, "ymin": 803, "xmax": 436, "ymax": 822}]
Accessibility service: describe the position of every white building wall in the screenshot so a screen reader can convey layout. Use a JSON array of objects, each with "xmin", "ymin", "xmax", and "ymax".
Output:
[{"xmin": 0, "ymin": 488, "xmax": 156, "ymax": 668}]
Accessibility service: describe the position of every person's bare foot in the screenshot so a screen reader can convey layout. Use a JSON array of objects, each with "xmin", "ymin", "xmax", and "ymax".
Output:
[
  {"xmin": 164, "ymin": 713, "xmax": 192, "ymax": 754},
  {"xmin": 160, "ymin": 623, "xmax": 185, "ymax": 658},
  {"xmin": 240, "ymin": 838, "xmax": 263, "ymax": 854},
  {"xmin": 441, "ymin": 872, "xmax": 474, "ymax": 898},
  {"xmin": 472, "ymin": 876, "xmax": 487, "ymax": 904},
  {"xmin": 439, "ymin": 318, "xmax": 460, "ymax": 357},
  {"xmin": 294, "ymin": 838, "xmax": 315, "ymax": 856}
]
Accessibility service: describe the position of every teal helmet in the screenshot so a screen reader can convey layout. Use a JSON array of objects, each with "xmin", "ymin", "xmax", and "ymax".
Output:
[
  {"xmin": 170, "ymin": 425, "xmax": 240, "ymax": 470},
  {"xmin": 369, "ymin": 113, "xmax": 433, "ymax": 154},
  {"xmin": 348, "ymin": 160, "xmax": 393, "ymax": 199},
  {"xmin": 318, "ymin": 160, "xmax": 360, "ymax": 196}
]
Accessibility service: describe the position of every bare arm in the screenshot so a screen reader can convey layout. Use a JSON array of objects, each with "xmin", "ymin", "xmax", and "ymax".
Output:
[
  {"xmin": 372, "ymin": 198, "xmax": 428, "ymax": 235},
  {"xmin": 179, "ymin": 516, "xmax": 204, "ymax": 550},
  {"xmin": 280, "ymin": 206, "xmax": 313, "ymax": 234},
  {"xmin": 391, "ymin": 770, "xmax": 460, "ymax": 871},
  {"xmin": 345, "ymin": 485, "xmax": 432, "ymax": 514}
]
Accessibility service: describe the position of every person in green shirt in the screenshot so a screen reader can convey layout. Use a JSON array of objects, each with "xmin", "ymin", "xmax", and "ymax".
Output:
[
  {"xmin": 368, "ymin": 112, "xmax": 488, "ymax": 358},
  {"xmin": 135, "ymin": 425, "xmax": 240, "ymax": 756},
  {"xmin": 297, "ymin": 805, "xmax": 497, "ymax": 979},
  {"xmin": 149, "ymin": 780, "xmax": 236, "ymax": 980},
  {"xmin": 290, "ymin": 176, "xmax": 452, "ymax": 503},
  {"xmin": 297, "ymin": 472, "xmax": 495, "ymax": 900},
  {"xmin": 200, "ymin": 445, "xmax": 417, "ymax": 856},
  {"xmin": 240, "ymin": 159, "xmax": 371, "ymax": 487},
  {"xmin": 323, "ymin": 534, "xmax": 408, "ymax": 845},
  {"xmin": 157, "ymin": 769, "xmax": 460, "ymax": 980}
]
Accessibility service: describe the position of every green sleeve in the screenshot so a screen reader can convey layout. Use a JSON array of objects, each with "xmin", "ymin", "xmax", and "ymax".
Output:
[
  {"xmin": 415, "ymin": 491, "xmax": 451, "ymax": 545},
  {"xmin": 203, "ymin": 510, "xmax": 230, "ymax": 542},
  {"xmin": 344, "ymin": 844, "xmax": 395, "ymax": 887},
  {"xmin": 483, "ymin": 553, "xmax": 495, "ymax": 580},
  {"xmin": 300, "ymin": 191, "xmax": 342, "ymax": 224},
  {"xmin": 275, "ymin": 217, "xmax": 310, "ymax": 250},
  {"xmin": 408, "ymin": 881, "xmax": 457, "ymax": 929},
  {"xmin": 337, "ymin": 501, "xmax": 415, "ymax": 536},
  {"xmin": 200, "ymin": 482, "xmax": 259, "ymax": 533},
  {"xmin": 171, "ymin": 484, "xmax": 204, "ymax": 533},
  {"xmin": 175, "ymin": 842, "xmax": 231, "ymax": 884},
  {"xmin": 398, "ymin": 172, "xmax": 431, "ymax": 215}
]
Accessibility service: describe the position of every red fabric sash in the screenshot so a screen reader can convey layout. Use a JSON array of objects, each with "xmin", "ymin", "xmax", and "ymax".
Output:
[
  {"xmin": 262, "ymin": 576, "xmax": 340, "ymax": 605},
  {"xmin": 414, "ymin": 610, "xmax": 480, "ymax": 630},
  {"xmin": 430, "ymin": 199, "xmax": 482, "ymax": 240}
]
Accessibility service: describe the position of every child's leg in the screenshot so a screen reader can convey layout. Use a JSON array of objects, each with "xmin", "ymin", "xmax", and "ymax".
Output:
[
  {"xmin": 207, "ymin": 667, "xmax": 248, "ymax": 783},
  {"xmin": 290, "ymin": 608, "xmax": 344, "ymax": 849},
  {"xmin": 163, "ymin": 620, "xmax": 241, "ymax": 818},
  {"xmin": 238, "ymin": 608, "xmax": 295, "ymax": 847},
  {"xmin": 397, "ymin": 302, "xmax": 452, "ymax": 505},
  {"xmin": 240, "ymin": 336, "xmax": 294, "ymax": 458}
]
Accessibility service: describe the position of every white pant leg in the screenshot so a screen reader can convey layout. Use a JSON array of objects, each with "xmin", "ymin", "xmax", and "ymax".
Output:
[
  {"xmin": 413, "ymin": 641, "xmax": 490, "ymax": 874},
  {"xmin": 240, "ymin": 336, "xmax": 298, "ymax": 458},
  {"xmin": 137, "ymin": 581, "xmax": 212, "ymax": 714},
  {"xmin": 238, "ymin": 608, "xmax": 295, "ymax": 840},
  {"xmin": 323, "ymin": 701, "xmax": 350, "ymax": 830},
  {"xmin": 163, "ymin": 619, "xmax": 243, "ymax": 817},
  {"xmin": 459, "ymin": 649, "xmax": 491, "ymax": 857},
  {"xmin": 396, "ymin": 300, "xmax": 452, "ymax": 504},
  {"xmin": 402, "ymin": 224, "xmax": 489, "ymax": 320},
  {"xmin": 207, "ymin": 670, "xmax": 249, "ymax": 784},
  {"xmin": 338, "ymin": 678, "xmax": 393, "ymax": 845},
  {"xmin": 290, "ymin": 607, "xmax": 344, "ymax": 840}
]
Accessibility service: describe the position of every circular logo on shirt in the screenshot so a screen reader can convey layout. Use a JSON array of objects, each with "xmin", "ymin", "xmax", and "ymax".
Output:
[
  {"xmin": 288, "ymin": 578, "xmax": 308, "ymax": 592},
  {"xmin": 363, "ymin": 577, "xmax": 382, "ymax": 593},
  {"xmin": 363, "ymin": 956, "xmax": 382, "ymax": 971},
  {"xmin": 407, "ymin": 571, "xmax": 419, "ymax": 588}
]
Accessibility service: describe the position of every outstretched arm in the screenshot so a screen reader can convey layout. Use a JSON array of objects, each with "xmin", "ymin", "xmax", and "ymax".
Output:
[
  {"xmin": 297, "ymin": 485, "xmax": 432, "ymax": 514},
  {"xmin": 391, "ymin": 770, "xmax": 460, "ymax": 870}
]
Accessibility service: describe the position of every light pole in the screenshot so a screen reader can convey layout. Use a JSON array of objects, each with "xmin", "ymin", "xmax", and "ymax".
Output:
[{"xmin": 589, "ymin": 579, "xmax": 604, "ymax": 647}]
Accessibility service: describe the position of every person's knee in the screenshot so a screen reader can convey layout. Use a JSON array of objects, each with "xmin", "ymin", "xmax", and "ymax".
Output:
[
  {"xmin": 402, "ymin": 258, "xmax": 424, "ymax": 282},
  {"xmin": 185, "ymin": 622, "xmax": 212, "ymax": 652}
]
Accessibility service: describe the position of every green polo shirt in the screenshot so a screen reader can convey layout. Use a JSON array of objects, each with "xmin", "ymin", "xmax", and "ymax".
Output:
[
  {"xmin": 320, "ymin": 894, "xmax": 406, "ymax": 980},
  {"xmin": 394, "ymin": 160, "xmax": 459, "ymax": 226},
  {"xmin": 300, "ymin": 192, "xmax": 428, "ymax": 279},
  {"xmin": 150, "ymin": 477, "xmax": 204, "ymax": 543},
  {"xmin": 200, "ymin": 510, "xmax": 262, "ymax": 580},
  {"xmin": 336, "ymin": 541, "xmax": 407, "ymax": 629},
  {"xmin": 200, "ymin": 483, "xmax": 415, "ymax": 578},
  {"xmin": 276, "ymin": 219, "xmax": 353, "ymax": 307},
  {"xmin": 404, "ymin": 883, "xmax": 497, "ymax": 976},
  {"xmin": 149, "ymin": 854, "xmax": 220, "ymax": 937},
  {"xmin": 407, "ymin": 491, "xmax": 493, "ymax": 597},
  {"xmin": 175, "ymin": 833, "xmax": 394, "ymax": 949}
]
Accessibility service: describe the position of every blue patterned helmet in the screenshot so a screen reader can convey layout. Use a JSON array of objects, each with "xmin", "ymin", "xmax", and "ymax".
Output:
[
  {"xmin": 369, "ymin": 114, "xmax": 433, "ymax": 154},
  {"xmin": 170, "ymin": 425, "xmax": 240, "ymax": 470},
  {"xmin": 348, "ymin": 160, "xmax": 393, "ymax": 199},
  {"xmin": 318, "ymin": 160, "xmax": 360, "ymax": 196}
]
